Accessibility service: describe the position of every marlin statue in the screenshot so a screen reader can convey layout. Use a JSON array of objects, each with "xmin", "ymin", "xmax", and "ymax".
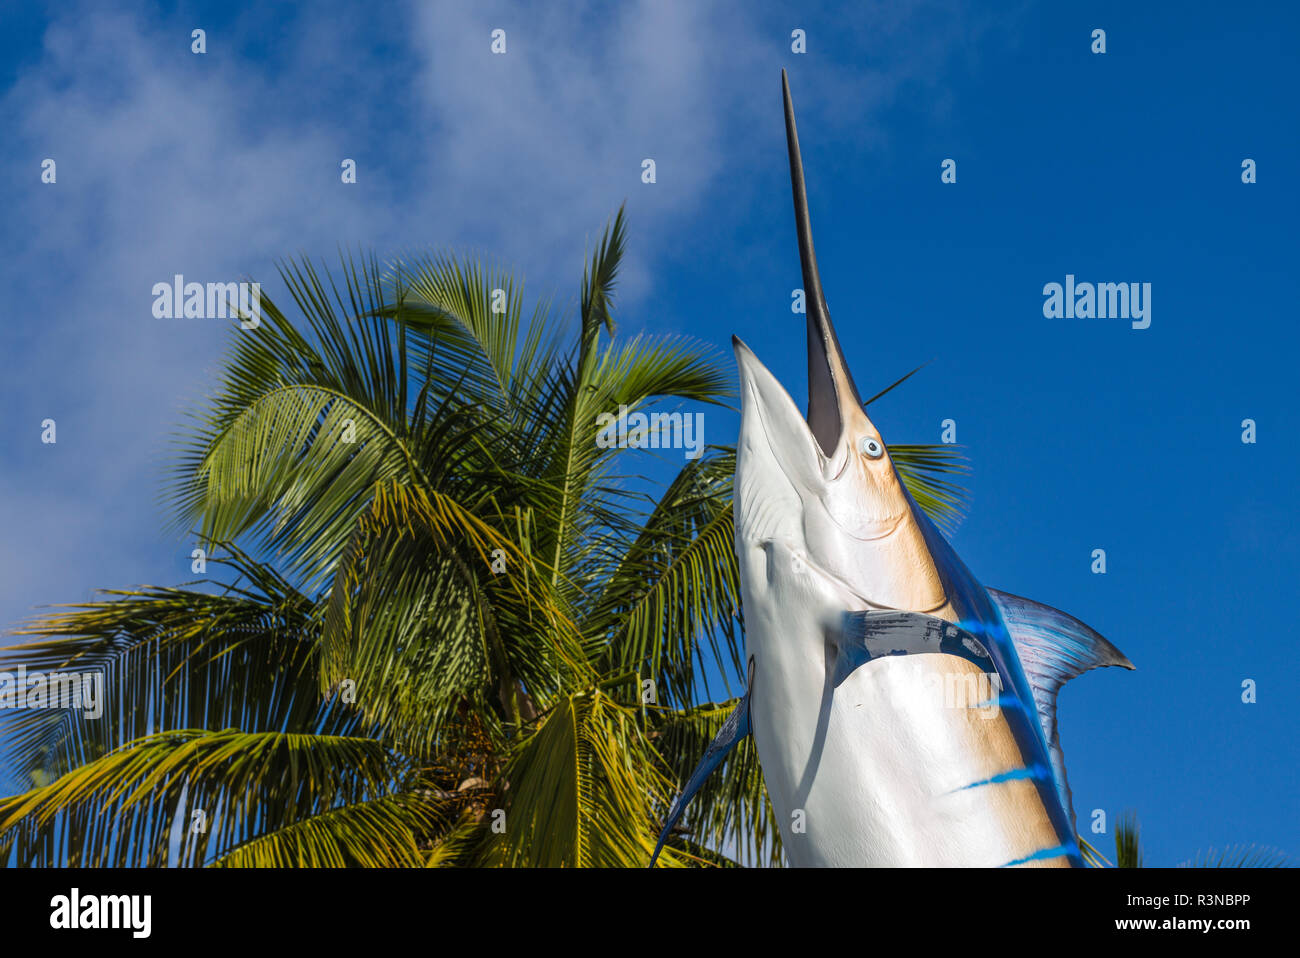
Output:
[{"xmin": 652, "ymin": 71, "xmax": 1134, "ymax": 868}]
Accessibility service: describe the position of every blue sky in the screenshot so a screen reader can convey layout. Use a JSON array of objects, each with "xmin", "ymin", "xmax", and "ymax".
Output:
[{"xmin": 1, "ymin": 1, "xmax": 1296, "ymax": 865}]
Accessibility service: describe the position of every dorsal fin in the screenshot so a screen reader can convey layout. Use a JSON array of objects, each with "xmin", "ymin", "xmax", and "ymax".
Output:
[{"xmin": 988, "ymin": 588, "xmax": 1135, "ymax": 832}]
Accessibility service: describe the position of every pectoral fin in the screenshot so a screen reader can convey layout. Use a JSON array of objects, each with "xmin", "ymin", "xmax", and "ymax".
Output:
[
  {"xmin": 649, "ymin": 689, "xmax": 751, "ymax": 867},
  {"xmin": 836, "ymin": 610, "xmax": 993, "ymax": 688},
  {"xmin": 989, "ymin": 588, "xmax": 1135, "ymax": 832}
]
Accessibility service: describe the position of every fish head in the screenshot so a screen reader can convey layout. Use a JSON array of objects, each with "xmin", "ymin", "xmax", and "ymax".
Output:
[
  {"xmin": 734, "ymin": 335, "xmax": 911, "ymax": 548},
  {"xmin": 732, "ymin": 71, "xmax": 949, "ymax": 652},
  {"xmin": 733, "ymin": 327, "xmax": 945, "ymax": 625}
]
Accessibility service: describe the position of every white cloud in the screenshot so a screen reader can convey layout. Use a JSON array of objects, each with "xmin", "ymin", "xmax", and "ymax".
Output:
[{"xmin": 0, "ymin": 0, "xmax": 996, "ymax": 635}]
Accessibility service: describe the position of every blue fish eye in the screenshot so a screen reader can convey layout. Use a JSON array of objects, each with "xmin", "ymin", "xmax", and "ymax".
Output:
[{"xmin": 859, "ymin": 437, "xmax": 884, "ymax": 459}]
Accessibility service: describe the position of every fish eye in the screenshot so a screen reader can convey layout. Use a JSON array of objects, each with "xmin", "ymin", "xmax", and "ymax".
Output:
[{"xmin": 859, "ymin": 436, "xmax": 884, "ymax": 459}]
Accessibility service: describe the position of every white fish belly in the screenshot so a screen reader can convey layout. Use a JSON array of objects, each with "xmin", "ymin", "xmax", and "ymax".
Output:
[{"xmin": 754, "ymin": 653, "xmax": 1069, "ymax": 867}]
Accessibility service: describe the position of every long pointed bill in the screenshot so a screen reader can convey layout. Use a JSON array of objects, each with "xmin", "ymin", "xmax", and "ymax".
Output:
[
  {"xmin": 731, "ymin": 71, "xmax": 952, "ymax": 644},
  {"xmin": 782, "ymin": 69, "xmax": 864, "ymax": 459}
]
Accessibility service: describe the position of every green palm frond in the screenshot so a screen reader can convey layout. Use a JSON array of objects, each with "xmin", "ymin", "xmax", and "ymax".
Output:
[
  {"xmin": 0, "ymin": 545, "xmax": 327, "ymax": 789},
  {"xmin": 594, "ymin": 449, "xmax": 742, "ymax": 706},
  {"xmin": 590, "ymin": 334, "xmax": 733, "ymax": 411},
  {"xmin": 209, "ymin": 792, "xmax": 455, "ymax": 868},
  {"xmin": 1178, "ymin": 845, "xmax": 1291, "ymax": 868},
  {"xmin": 581, "ymin": 205, "xmax": 627, "ymax": 343},
  {"xmin": 1116, "ymin": 810, "xmax": 1143, "ymax": 868},
  {"xmin": 1079, "ymin": 836, "xmax": 1113, "ymax": 868},
  {"xmin": 192, "ymin": 384, "xmax": 418, "ymax": 582},
  {"xmin": 481, "ymin": 690, "xmax": 692, "ymax": 868},
  {"xmin": 0, "ymin": 729, "xmax": 411, "ymax": 867},
  {"xmin": 422, "ymin": 808, "xmax": 487, "ymax": 867},
  {"xmin": 1112, "ymin": 811, "xmax": 1289, "ymax": 868},
  {"xmin": 317, "ymin": 477, "xmax": 596, "ymax": 758},
  {"xmin": 383, "ymin": 251, "xmax": 538, "ymax": 408}
]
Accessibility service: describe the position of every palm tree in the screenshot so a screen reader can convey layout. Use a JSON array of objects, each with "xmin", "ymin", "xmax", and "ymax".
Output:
[
  {"xmin": 0, "ymin": 207, "xmax": 968, "ymax": 866},
  {"xmin": 1111, "ymin": 812, "xmax": 1288, "ymax": 868}
]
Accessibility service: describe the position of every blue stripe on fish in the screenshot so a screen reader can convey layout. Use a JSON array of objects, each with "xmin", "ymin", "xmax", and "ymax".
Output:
[
  {"xmin": 998, "ymin": 843, "xmax": 1078, "ymax": 868},
  {"xmin": 971, "ymin": 690, "xmax": 1024, "ymax": 712},
  {"xmin": 905, "ymin": 485, "xmax": 1084, "ymax": 862},
  {"xmin": 951, "ymin": 763, "xmax": 1050, "ymax": 793}
]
